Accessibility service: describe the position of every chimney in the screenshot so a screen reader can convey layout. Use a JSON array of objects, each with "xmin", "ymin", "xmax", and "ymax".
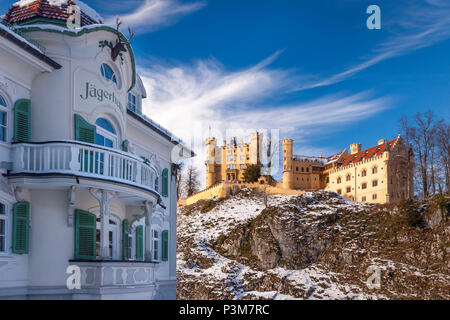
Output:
[
  {"xmin": 378, "ymin": 139, "xmax": 386, "ymax": 146},
  {"xmin": 350, "ymin": 143, "xmax": 362, "ymax": 155}
]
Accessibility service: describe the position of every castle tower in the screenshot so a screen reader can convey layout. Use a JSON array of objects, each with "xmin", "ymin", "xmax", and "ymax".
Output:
[
  {"xmin": 350, "ymin": 143, "xmax": 362, "ymax": 155},
  {"xmin": 249, "ymin": 132, "xmax": 263, "ymax": 164},
  {"xmin": 205, "ymin": 138, "xmax": 217, "ymax": 188},
  {"xmin": 282, "ymin": 139, "xmax": 294, "ymax": 189}
]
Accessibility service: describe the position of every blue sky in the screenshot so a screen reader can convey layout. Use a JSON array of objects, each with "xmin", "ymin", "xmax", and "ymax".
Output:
[{"xmin": 2, "ymin": 0, "xmax": 449, "ymax": 174}]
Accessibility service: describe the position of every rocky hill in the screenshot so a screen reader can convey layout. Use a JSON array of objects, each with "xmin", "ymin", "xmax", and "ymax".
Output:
[{"xmin": 177, "ymin": 189, "xmax": 449, "ymax": 300}]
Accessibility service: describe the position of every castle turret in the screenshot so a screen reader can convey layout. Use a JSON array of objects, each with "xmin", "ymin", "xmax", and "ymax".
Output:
[
  {"xmin": 205, "ymin": 138, "xmax": 217, "ymax": 188},
  {"xmin": 350, "ymin": 143, "xmax": 362, "ymax": 155},
  {"xmin": 282, "ymin": 139, "xmax": 294, "ymax": 189}
]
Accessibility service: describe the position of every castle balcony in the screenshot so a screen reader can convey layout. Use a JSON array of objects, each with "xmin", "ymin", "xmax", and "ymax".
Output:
[{"xmin": 8, "ymin": 141, "xmax": 161, "ymax": 205}]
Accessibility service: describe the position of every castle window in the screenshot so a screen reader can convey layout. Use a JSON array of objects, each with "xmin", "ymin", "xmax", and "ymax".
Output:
[
  {"xmin": 362, "ymin": 183, "xmax": 367, "ymax": 189},
  {"xmin": 372, "ymin": 180, "xmax": 378, "ymax": 187},
  {"xmin": 362, "ymin": 196, "xmax": 367, "ymax": 202},
  {"xmin": 296, "ymin": 167, "xmax": 299, "ymax": 172},
  {"xmin": 337, "ymin": 189, "xmax": 342, "ymax": 195},
  {"xmin": 301, "ymin": 167, "xmax": 304, "ymax": 172},
  {"xmin": 346, "ymin": 187, "xmax": 351, "ymax": 193},
  {"xmin": 372, "ymin": 194, "xmax": 377, "ymax": 200},
  {"xmin": 372, "ymin": 166, "xmax": 378, "ymax": 174},
  {"xmin": 361, "ymin": 169, "xmax": 367, "ymax": 177},
  {"xmin": 326, "ymin": 177, "xmax": 330, "ymax": 183},
  {"xmin": 346, "ymin": 174, "xmax": 351, "ymax": 181},
  {"xmin": 337, "ymin": 177, "xmax": 342, "ymax": 184},
  {"xmin": 306, "ymin": 168, "xmax": 310, "ymax": 172}
]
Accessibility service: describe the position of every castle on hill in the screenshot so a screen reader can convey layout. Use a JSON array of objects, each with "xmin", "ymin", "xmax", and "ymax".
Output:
[{"xmin": 204, "ymin": 133, "xmax": 414, "ymax": 204}]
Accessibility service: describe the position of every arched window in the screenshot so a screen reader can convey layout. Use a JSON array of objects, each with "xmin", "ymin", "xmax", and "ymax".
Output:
[
  {"xmin": 372, "ymin": 166, "xmax": 378, "ymax": 174},
  {"xmin": 337, "ymin": 177, "xmax": 342, "ymax": 184},
  {"xmin": 0, "ymin": 95, "xmax": 7, "ymax": 142},
  {"xmin": 100, "ymin": 63, "xmax": 120, "ymax": 88},
  {"xmin": 346, "ymin": 174, "xmax": 351, "ymax": 181},
  {"xmin": 95, "ymin": 118, "xmax": 117, "ymax": 148},
  {"xmin": 361, "ymin": 169, "xmax": 367, "ymax": 177}
]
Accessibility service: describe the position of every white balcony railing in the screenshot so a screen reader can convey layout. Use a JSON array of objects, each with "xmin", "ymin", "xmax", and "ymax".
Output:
[
  {"xmin": 69, "ymin": 261, "xmax": 157, "ymax": 288},
  {"xmin": 11, "ymin": 141, "xmax": 159, "ymax": 194}
]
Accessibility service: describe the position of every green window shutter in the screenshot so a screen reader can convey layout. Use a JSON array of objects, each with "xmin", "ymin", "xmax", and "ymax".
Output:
[
  {"xmin": 162, "ymin": 230, "xmax": 169, "ymax": 262},
  {"xmin": 162, "ymin": 168, "xmax": 169, "ymax": 197},
  {"xmin": 122, "ymin": 219, "xmax": 129, "ymax": 260},
  {"xmin": 12, "ymin": 202, "xmax": 30, "ymax": 254},
  {"xmin": 136, "ymin": 225, "xmax": 143, "ymax": 261},
  {"xmin": 74, "ymin": 114, "xmax": 96, "ymax": 144},
  {"xmin": 14, "ymin": 99, "xmax": 31, "ymax": 143},
  {"xmin": 74, "ymin": 210, "xmax": 96, "ymax": 260},
  {"xmin": 122, "ymin": 140, "xmax": 129, "ymax": 152}
]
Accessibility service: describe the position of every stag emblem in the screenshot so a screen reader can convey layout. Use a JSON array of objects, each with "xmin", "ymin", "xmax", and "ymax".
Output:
[{"xmin": 111, "ymin": 17, "xmax": 135, "ymax": 62}]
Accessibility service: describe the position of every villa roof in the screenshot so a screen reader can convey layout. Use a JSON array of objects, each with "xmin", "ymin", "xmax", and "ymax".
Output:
[
  {"xmin": 5, "ymin": 0, "xmax": 103, "ymax": 26},
  {"xmin": 340, "ymin": 138, "xmax": 398, "ymax": 167}
]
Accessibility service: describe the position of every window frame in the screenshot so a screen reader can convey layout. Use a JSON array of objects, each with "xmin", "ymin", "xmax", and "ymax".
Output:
[
  {"xmin": 0, "ymin": 94, "xmax": 9, "ymax": 143},
  {"xmin": 95, "ymin": 118, "xmax": 118, "ymax": 149},
  {"xmin": 95, "ymin": 214, "xmax": 120, "ymax": 260},
  {"xmin": 127, "ymin": 93, "xmax": 137, "ymax": 112},
  {"xmin": 100, "ymin": 63, "xmax": 121, "ymax": 89},
  {"xmin": 0, "ymin": 201, "xmax": 12, "ymax": 256},
  {"xmin": 152, "ymin": 228, "xmax": 161, "ymax": 262}
]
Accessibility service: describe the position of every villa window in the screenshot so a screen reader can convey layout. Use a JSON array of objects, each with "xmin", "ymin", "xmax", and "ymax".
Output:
[
  {"xmin": 100, "ymin": 63, "xmax": 120, "ymax": 89},
  {"xmin": 0, "ymin": 95, "xmax": 8, "ymax": 142},
  {"xmin": 128, "ymin": 93, "xmax": 137, "ymax": 112},
  {"xmin": 95, "ymin": 217, "xmax": 120, "ymax": 260},
  {"xmin": 95, "ymin": 118, "xmax": 117, "ymax": 148},
  {"xmin": 152, "ymin": 229, "xmax": 160, "ymax": 262},
  {"xmin": 0, "ymin": 203, "xmax": 7, "ymax": 253}
]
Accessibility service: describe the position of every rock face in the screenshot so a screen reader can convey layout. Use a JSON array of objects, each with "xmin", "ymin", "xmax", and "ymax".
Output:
[{"xmin": 177, "ymin": 189, "xmax": 450, "ymax": 300}]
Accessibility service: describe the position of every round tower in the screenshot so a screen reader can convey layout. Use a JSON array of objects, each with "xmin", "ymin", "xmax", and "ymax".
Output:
[
  {"xmin": 205, "ymin": 138, "xmax": 217, "ymax": 188},
  {"xmin": 282, "ymin": 139, "xmax": 294, "ymax": 189}
]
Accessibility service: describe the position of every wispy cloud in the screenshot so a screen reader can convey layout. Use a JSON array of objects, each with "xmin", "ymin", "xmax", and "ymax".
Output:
[
  {"xmin": 104, "ymin": 0, "xmax": 206, "ymax": 33},
  {"xmin": 296, "ymin": 0, "xmax": 450, "ymax": 91}
]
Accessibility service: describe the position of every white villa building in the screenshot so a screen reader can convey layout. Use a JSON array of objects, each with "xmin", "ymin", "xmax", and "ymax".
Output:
[{"xmin": 0, "ymin": 0, "xmax": 193, "ymax": 300}]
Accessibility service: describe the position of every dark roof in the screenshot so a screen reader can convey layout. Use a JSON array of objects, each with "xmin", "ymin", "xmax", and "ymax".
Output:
[
  {"xmin": 0, "ymin": 23, "xmax": 61, "ymax": 69},
  {"xmin": 5, "ymin": 0, "xmax": 101, "ymax": 26}
]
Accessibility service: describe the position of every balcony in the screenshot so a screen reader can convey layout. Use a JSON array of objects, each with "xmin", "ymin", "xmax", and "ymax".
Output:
[
  {"xmin": 69, "ymin": 260, "xmax": 157, "ymax": 288},
  {"xmin": 10, "ymin": 141, "xmax": 160, "ymax": 197}
]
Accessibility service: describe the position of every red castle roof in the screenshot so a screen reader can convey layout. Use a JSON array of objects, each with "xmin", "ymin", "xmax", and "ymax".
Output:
[
  {"xmin": 340, "ymin": 138, "xmax": 398, "ymax": 167},
  {"xmin": 5, "ymin": 0, "xmax": 102, "ymax": 26}
]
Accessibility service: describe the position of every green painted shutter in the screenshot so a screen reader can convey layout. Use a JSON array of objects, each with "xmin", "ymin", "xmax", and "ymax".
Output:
[
  {"xmin": 162, "ymin": 168, "xmax": 169, "ymax": 197},
  {"xmin": 122, "ymin": 219, "xmax": 129, "ymax": 260},
  {"xmin": 14, "ymin": 99, "xmax": 31, "ymax": 143},
  {"xmin": 74, "ymin": 210, "xmax": 96, "ymax": 260},
  {"xmin": 74, "ymin": 114, "xmax": 96, "ymax": 144},
  {"xmin": 162, "ymin": 230, "xmax": 169, "ymax": 262},
  {"xmin": 12, "ymin": 202, "xmax": 30, "ymax": 254},
  {"xmin": 122, "ymin": 140, "xmax": 129, "ymax": 152},
  {"xmin": 136, "ymin": 225, "xmax": 143, "ymax": 261}
]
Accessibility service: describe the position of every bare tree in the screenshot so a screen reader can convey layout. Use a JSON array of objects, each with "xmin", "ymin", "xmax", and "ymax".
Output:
[
  {"xmin": 175, "ymin": 162, "xmax": 184, "ymax": 199},
  {"xmin": 411, "ymin": 111, "xmax": 436, "ymax": 198},
  {"xmin": 261, "ymin": 132, "xmax": 279, "ymax": 207},
  {"xmin": 436, "ymin": 120, "xmax": 450, "ymax": 192},
  {"xmin": 184, "ymin": 165, "xmax": 201, "ymax": 197}
]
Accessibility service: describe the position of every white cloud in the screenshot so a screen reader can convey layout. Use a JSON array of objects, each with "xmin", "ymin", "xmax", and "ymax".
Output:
[
  {"xmin": 104, "ymin": 0, "xmax": 206, "ymax": 33},
  {"xmin": 138, "ymin": 54, "xmax": 390, "ymax": 186}
]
